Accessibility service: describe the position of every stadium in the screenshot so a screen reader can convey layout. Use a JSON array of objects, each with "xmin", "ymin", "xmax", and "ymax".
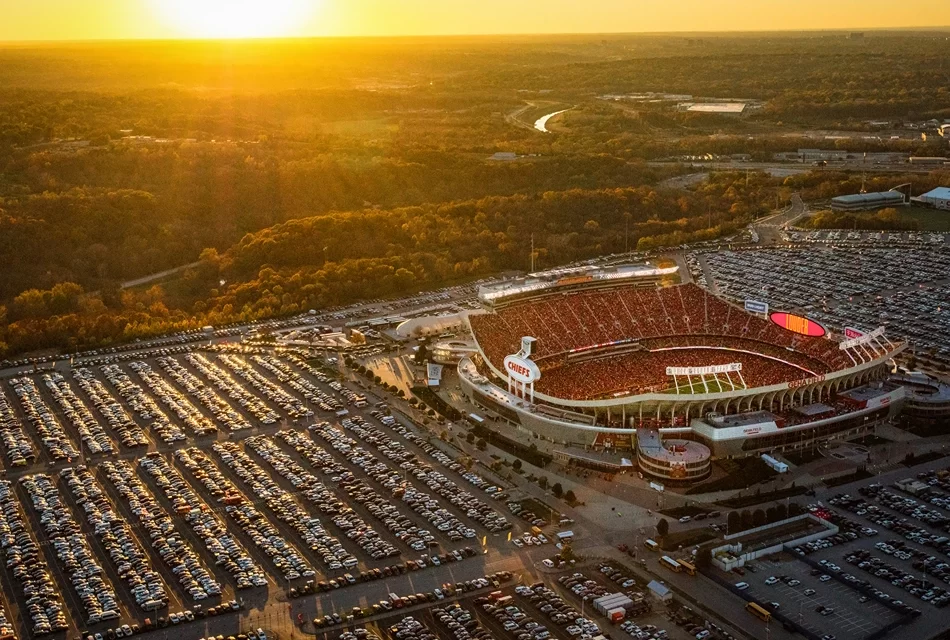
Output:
[{"xmin": 458, "ymin": 264, "xmax": 907, "ymax": 483}]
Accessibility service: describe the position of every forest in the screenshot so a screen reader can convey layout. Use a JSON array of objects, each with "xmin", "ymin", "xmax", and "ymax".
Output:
[{"xmin": 1, "ymin": 32, "xmax": 949, "ymax": 357}]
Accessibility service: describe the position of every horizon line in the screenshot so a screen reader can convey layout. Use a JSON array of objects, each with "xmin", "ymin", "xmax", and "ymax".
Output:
[{"xmin": 2, "ymin": 24, "xmax": 950, "ymax": 46}]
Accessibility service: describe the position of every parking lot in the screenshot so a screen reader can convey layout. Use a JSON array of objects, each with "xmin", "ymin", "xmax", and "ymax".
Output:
[
  {"xmin": 739, "ymin": 554, "xmax": 903, "ymax": 640},
  {"xmin": 0, "ymin": 347, "xmax": 521, "ymax": 640},
  {"xmin": 696, "ymin": 246, "xmax": 950, "ymax": 367}
]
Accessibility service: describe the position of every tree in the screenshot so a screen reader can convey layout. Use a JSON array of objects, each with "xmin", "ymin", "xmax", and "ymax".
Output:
[
  {"xmin": 656, "ymin": 518, "xmax": 669, "ymax": 538},
  {"xmin": 537, "ymin": 476, "xmax": 548, "ymax": 490},
  {"xmin": 788, "ymin": 502, "xmax": 803, "ymax": 517},
  {"xmin": 512, "ymin": 459, "xmax": 522, "ymax": 471},
  {"xmin": 766, "ymin": 506, "xmax": 778, "ymax": 523},
  {"xmin": 476, "ymin": 438, "xmax": 487, "ymax": 451},
  {"xmin": 752, "ymin": 509, "xmax": 766, "ymax": 527},
  {"xmin": 466, "ymin": 432, "xmax": 475, "ymax": 444},
  {"xmin": 776, "ymin": 503, "xmax": 788, "ymax": 521},
  {"xmin": 552, "ymin": 483, "xmax": 563, "ymax": 498},
  {"xmin": 727, "ymin": 511, "xmax": 741, "ymax": 534},
  {"xmin": 740, "ymin": 510, "xmax": 753, "ymax": 530},
  {"xmin": 696, "ymin": 546, "xmax": 713, "ymax": 569},
  {"xmin": 564, "ymin": 490, "xmax": 576, "ymax": 504}
]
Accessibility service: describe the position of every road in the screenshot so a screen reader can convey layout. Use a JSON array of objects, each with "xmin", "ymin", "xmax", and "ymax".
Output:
[
  {"xmin": 121, "ymin": 261, "xmax": 201, "ymax": 290},
  {"xmin": 649, "ymin": 160, "xmax": 940, "ymax": 175}
]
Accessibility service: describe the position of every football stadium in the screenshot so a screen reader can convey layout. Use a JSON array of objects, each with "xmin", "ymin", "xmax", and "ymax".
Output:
[{"xmin": 458, "ymin": 264, "xmax": 907, "ymax": 483}]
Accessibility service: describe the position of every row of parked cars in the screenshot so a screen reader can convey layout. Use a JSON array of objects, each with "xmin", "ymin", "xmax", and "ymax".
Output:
[
  {"xmin": 433, "ymin": 602, "xmax": 493, "ymax": 640},
  {"xmin": 186, "ymin": 354, "xmax": 279, "ymax": 426},
  {"xmin": 335, "ymin": 417, "xmax": 478, "ymax": 541},
  {"xmin": 843, "ymin": 549, "xmax": 934, "ymax": 610},
  {"xmin": 10, "ymin": 376, "xmax": 80, "ymax": 462},
  {"xmin": 138, "ymin": 454, "xmax": 267, "ymax": 589},
  {"xmin": 277, "ymin": 427, "xmax": 407, "ymax": 559},
  {"xmin": 238, "ymin": 435, "xmax": 370, "ymax": 568},
  {"xmin": 369, "ymin": 410, "xmax": 506, "ymax": 501},
  {"xmin": 174, "ymin": 447, "xmax": 314, "ymax": 581},
  {"xmin": 72, "ymin": 368, "xmax": 151, "ymax": 450},
  {"xmin": 100, "ymin": 364, "xmax": 187, "ymax": 444},
  {"xmin": 0, "ymin": 479, "xmax": 69, "ymax": 635},
  {"xmin": 481, "ymin": 591, "xmax": 550, "ymax": 640},
  {"xmin": 44, "ymin": 372, "xmax": 119, "ymax": 455},
  {"xmin": 60, "ymin": 466, "xmax": 168, "ymax": 611},
  {"xmin": 99, "ymin": 460, "xmax": 221, "ymax": 600},
  {"xmin": 834, "ymin": 489, "xmax": 950, "ymax": 553},
  {"xmin": 155, "ymin": 358, "xmax": 251, "ymax": 432},
  {"xmin": 250, "ymin": 355, "xmax": 344, "ymax": 415},
  {"xmin": 290, "ymin": 545, "xmax": 477, "ymax": 600},
  {"xmin": 314, "ymin": 571, "xmax": 511, "ymax": 629},
  {"xmin": 217, "ymin": 354, "xmax": 311, "ymax": 419},
  {"xmin": 0, "ymin": 386, "xmax": 35, "ymax": 467},
  {"xmin": 94, "ymin": 599, "xmax": 245, "ymax": 640},
  {"xmin": 306, "ymin": 422, "xmax": 445, "ymax": 552},
  {"xmin": 358, "ymin": 414, "xmax": 512, "ymax": 534},
  {"xmin": 20, "ymin": 473, "xmax": 120, "ymax": 624},
  {"xmin": 128, "ymin": 362, "xmax": 217, "ymax": 437},
  {"xmin": 518, "ymin": 581, "xmax": 603, "ymax": 637}
]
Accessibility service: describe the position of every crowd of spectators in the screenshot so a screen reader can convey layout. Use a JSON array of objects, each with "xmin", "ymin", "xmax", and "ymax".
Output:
[{"xmin": 470, "ymin": 283, "xmax": 856, "ymax": 400}]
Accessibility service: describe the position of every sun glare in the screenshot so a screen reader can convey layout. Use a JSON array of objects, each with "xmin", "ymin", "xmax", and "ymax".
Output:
[{"xmin": 150, "ymin": 0, "xmax": 318, "ymax": 39}]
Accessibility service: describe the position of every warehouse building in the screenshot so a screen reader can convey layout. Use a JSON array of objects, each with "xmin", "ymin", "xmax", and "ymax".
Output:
[
  {"xmin": 916, "ymin": 187, "xmax": 950, "ymax": 211},
  {"xmin": 830, "ymin": 190, "xmax": 906, "ymax": 212}
]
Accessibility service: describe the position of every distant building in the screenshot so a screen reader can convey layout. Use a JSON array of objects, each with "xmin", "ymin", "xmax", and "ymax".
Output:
[
  {"xmin": 684, "ymin": 103, "xmax": 746, "ymax": 117},
  {"xmin": 489, "ymin": 152, "xmax": 518, "ymax": 161},
  {"xmin": 917, "ymin": 187, "xmax": 950, "ymax": 210},
  {"xmin": 849, "ymin": 32, "xmax": 865, "ymax": 40},
  {"xmin": 831, "ymin": 190, "xmax": 907, "ymax": 212},
  {"xmin": 797, "ymin": 148, "xmax": 848, "ymax": 162}
]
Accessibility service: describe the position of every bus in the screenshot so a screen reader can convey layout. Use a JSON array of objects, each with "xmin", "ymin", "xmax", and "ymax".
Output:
[
  {"xmin": 677, "ymin": 559, "xmax": 697, "ymax": 576},
  {"xmin": 659, "ymin": 556, "xmax": 682, "ymax": 573},
  {"xmin": 644, "ymin": 539, "xmax": 659, "ymax": 552},
  {"xmin": 746, "ymin": 602, "xmax": 771, "ymax": 622}
]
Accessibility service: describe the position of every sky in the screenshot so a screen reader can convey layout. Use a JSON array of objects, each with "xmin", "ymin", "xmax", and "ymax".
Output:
[{"xmin": 1, "ymin": 0, "xmax": 948, "ymax": 41}]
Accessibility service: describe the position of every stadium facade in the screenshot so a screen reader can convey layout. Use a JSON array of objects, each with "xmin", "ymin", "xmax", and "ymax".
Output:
[{"xmin": 457, "ymin": 263, "xmax": 907, "ymax": 483}]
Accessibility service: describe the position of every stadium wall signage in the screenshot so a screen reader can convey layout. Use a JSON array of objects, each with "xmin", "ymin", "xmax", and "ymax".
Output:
[
  {"xmin": 744, "ymin": 299, "xmax": 769, "ymax": 315},
  {"xmin": 503, "ymin": 355, "xmax": 541, "ymax": 384},
  {"xmin": 838, "ymin": 326, "xmax": 885, "ymax": 350},
  {"xmin": 665, "ymin": 363, "xmax": 742, "ymax": 376},
  {"xmin": 788, "ymin": 374, "xmax": 826, "ymax": 389}
]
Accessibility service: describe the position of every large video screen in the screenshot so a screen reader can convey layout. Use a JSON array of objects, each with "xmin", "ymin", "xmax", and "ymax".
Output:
[{"xmin": 770, "ymin": 312, "xmax": 826, "ymax": 337}]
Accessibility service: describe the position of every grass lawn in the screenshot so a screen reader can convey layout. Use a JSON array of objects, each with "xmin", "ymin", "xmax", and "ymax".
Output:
[{"xmin": 901, "ymin": 208, "xmax": 950, "ymax": 232}]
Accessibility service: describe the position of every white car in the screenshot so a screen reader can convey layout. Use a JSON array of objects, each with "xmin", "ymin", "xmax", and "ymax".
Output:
[
  {"xmin": 765, "ymin": 576, "xmax": 779, "ymax": 585},
  {"xmin": 735, "ymin": 582, "xmax": 749, "ymax": 590}
]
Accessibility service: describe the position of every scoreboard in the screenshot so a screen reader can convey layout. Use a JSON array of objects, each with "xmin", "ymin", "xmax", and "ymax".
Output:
[{"xmin": 770, "ymin": 312, "xmax": 826, "ymax": 337}]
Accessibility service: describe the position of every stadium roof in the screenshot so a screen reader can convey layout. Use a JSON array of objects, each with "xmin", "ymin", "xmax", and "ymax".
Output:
[{"xmin": 792, "ymin": 403, "xmax": 835, "ymax": 417}]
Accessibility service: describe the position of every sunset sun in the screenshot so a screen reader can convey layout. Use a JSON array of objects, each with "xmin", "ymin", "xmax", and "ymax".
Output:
[{"xmin": 150, "ymin": 0, "xmax": 319, "ymax": 39}]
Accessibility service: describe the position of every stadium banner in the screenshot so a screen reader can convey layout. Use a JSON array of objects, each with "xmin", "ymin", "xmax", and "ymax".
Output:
[
  {"xmin": 770, "ymin": 311, "xmax": 827, "ymax": 337},
  {"xmin": 744, "ymin": 299, "xmax": 769, "ymax": 315},
  {"xmin": 844, "ymin": 327, "xmax": 865, "ymax": 339},
  {"xmin": 838, "ymin": 326, "xmax": 885, "ymax": 350},
  {"xmin": 556, "ymin": 275, "xmax": 593, "ymax": 287},
  {"xmin": 504, "ymin": 354, "xmax": 541, "ymax": 384},
  {"xmin": 665, "ymin": 363, "xmax": 742, "ymax": 376}
]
